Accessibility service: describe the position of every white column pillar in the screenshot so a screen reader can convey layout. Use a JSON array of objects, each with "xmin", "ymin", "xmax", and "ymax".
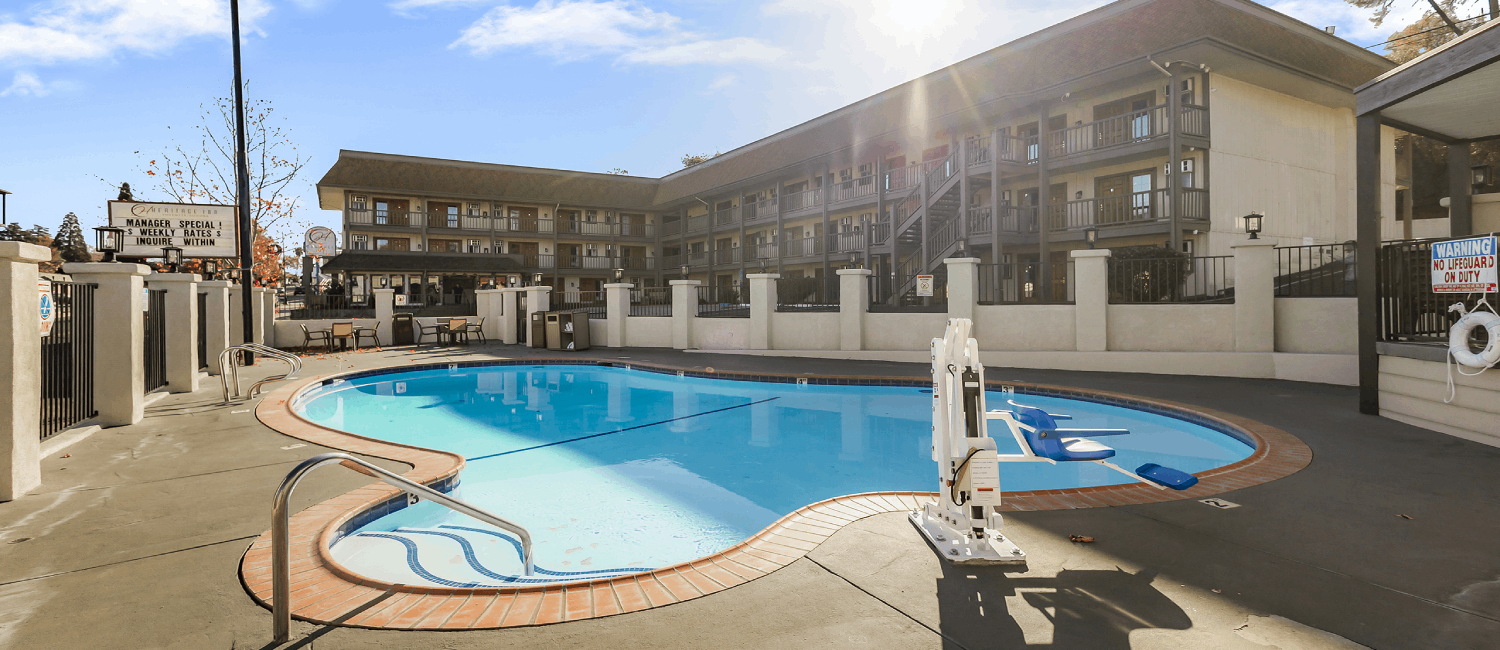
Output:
[
  {"xmin": 670, "ymin": 279, "xmax": 700, "ymax": 350},
  {"xmin": 147, "ymin": 273, "xmax": 201, "ymax": 393},
  {"xmin": 1233, "ymin": 239, "xmax": 1277, "ymax": 352},
  {"xmin": 63, "ymin": 262, "xmax": 151, "ymax": 427},
  {"xmin": 604, "ymin": 283, "xmax": 631, "ymax": 348},
  {"xmin": 1071, "ymin": 249, "xmax": 1110, "ymax": 352},
  {"xmin": 944, "ymin": 257, "xmax": 979, "ymax": 322},
  {"xmin": 2, "ymin": 242, "xmax": 50, "ymax": 501},
  {"xmin": 201, "ymin": 280, "xmax": 232, "ymax": 374},
  {"xmin": 373, "ymin": 288, "xmax": 394, "ymax": 346},
  {"xmin": 500, "ymin": 288, "xmax": 521, "ymax": 344},
  {"xmin": 252, "ymin": 287, "xmax": 270, "ymax": 346},
  {"xmin": 748, "ymin": 273, "xmax": 779, "ymax": 350},
  {"xmin": 525, "ymin": 286, "xmax": 551, "ymax": 347},
  {"xmin": 475, "ymin": 289, "xmax": 503, "ymax": 342},
  {"xmin": 259, "ymin": 287, "xmax": 276, "ymax": 347},
  {"xmin": 838, "ymin": 268, "xmax": 872, "ymax": 351},
  {"xmin": 228, "ymin": 285, "xmax": 245, "ymax": 345}
]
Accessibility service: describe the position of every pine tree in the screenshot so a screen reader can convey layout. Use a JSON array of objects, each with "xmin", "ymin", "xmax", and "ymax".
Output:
[
  {"xmin": 52, "ymin": 212, "xmax": 91, "ymax": 262},
  {"xmin": 0, "ymin": 223, "xmax": 25, "ymax": 242},
  {"xmin": 26, "ymin": 224, "xmax": 51, "ymax": 245}
]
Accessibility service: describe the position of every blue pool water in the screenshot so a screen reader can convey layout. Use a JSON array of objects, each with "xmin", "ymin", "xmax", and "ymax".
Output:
[{"xmin": 295, "ymin": 364, "xmax": 1251, "ymax": 584}]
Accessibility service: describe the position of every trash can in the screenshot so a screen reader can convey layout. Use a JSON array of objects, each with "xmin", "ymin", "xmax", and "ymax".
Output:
[
  {"xmin": 529, "ymin": 312, "xmax": 547, "ymax": 349},
  {"xmin": 545, "ymin": 313, "xmax": 564, "ymax": 351},
  {"xmin": 392, "ymin": 313, "xmax": 415, "ymax": 346}
]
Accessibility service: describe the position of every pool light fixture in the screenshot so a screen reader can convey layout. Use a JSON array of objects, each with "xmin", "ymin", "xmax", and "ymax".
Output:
[
  {"xmin": 94, "ymin": 225, "xmax": 125, "ymax": 262},
  {"xmin": 161, "ymin": 245, "xmax": 183, "ymax": 273},
  {"xmin": 1243, "ymin": 212, "xmax": 1263, "ymax": 239},
  {"xmin": 1085, "ymin": 227, "xmax": 1099, "ymax": 249}
]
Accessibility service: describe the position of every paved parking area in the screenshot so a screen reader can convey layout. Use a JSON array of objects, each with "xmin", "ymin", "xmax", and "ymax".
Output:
[{"xmin": 1, "ymin": 342, "xmax": 1496, "ymax": 649}]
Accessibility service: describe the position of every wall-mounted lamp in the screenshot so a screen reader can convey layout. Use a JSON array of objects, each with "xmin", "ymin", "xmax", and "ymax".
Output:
[
  {"xmin": 680, "ymin": 264, "xmax": 690, "ymax": 280},
  {"xmin": 1243, "ymin": 212, "xmax": 1264, "ymax": 240},
  {"xmin": 94, "ymin": 225, "xmax": 125, "ymax": 262},
  {"xmin": 613, "ymin": 267, "xmax": 624, "ymax": 282},
  {"xmin": 1473, "ymin": 164, "xmax": 1493, "ymax": 189},
  {"xmin": 161, "ymin": 245, "xmax": 183, "ymax": 273},
  {"xmin": 1084, "ymin": 227, "xmax": 1099, "ymax": 249},
  {"xmin": 533, "ymin": 272, "xmax": 544, "ymax": 286},
  {"xmin": 202, "ymin": 258, "xmax": 218, "ymax": 281}
]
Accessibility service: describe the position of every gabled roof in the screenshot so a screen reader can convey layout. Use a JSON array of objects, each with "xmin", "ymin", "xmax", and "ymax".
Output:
[{"xmin": 317, "ymin": 152, "xmax": 660, "ymax": 210}]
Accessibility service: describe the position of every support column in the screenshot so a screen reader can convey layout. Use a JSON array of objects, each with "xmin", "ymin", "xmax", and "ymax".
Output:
[
  {"xmin": 525, "ymin": 285, "xmax": 551, "ymax": 343},
  {"xmin": 748, "ymin": 273, "xmax": 779, "ymax": 350},
  {"xmin": 63, "ymin": 262, "xmax": 151, "ymax": 427},
  {"xmin": 475, "ymin": 289, "xmax": 503, "ymax": 342},
  {"xmin": 943, "ymin": 257, "xmax": 978, "ymax": 322},
  {"xmin": 201, "ymin": 281, "xmax": 232, "ymax": 374},
  {"xmin": 256, "ymin": 287, "xmax": 274, "ymax": 347},
  {"xmin": 1169, "ymin": 63, "xmax": 1184, "ymax": 254},
  {"xmin": 1356, "ymin": 115, "xmax": 1383, "ymax": 414},
  {"xmin": 1037, "ymin": 101, "xmax": 1053, "ymax": 292},
  {"xmin": 148, "ymin": 273, "xmax": 201, "ymax": 393},
  {"xmin": 670, "ymin": 279, "xmax": 700, "ymax": 350},
  {"xmin": 604, "ymin": 283, "xmax": 631, "ymax": 348},
  {"xmin": 1071, "ymin": 249, "xmax": 1110, "ymax": 351},
  {"xmin": 1449, "ymin": 141, "xmax": 1473, "ymax": 237},
  {"xmin": 373, "ymin": 288, "xmax": 394, "ymax": 346},
  {"xmin": 838, "ymin": 268, "xmax": 872, "ymax": 351},
  {"xmin": 229, "ymin": 285, "xmax": 245, "ymax": 345},
  {"xmin": 2, "ymin": 242, "xmax": 50, "ymax": 501},
  {"xmin": 1232, "ymin": 239, "xmax": 1276, "ymax": 352},
  {"xmin": 500, "ymin": 288, "xmax": 522, "ymax": 344}
]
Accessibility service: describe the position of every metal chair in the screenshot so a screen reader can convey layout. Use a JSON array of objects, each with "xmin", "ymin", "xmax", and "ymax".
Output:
[
  {"xmin": 330, "ymin": 322, "xmax": 355, "ymax": 351},
  {"xmin": 298, "ymin": 324, "xmax": 331, "ymax": 354},
  {"xmin": 445, "ymin": 318, "xmax": 468, "ymax": 345},
  {"xmin": 465, "ymin": 317, "xmax": 486, "ymax": 344},
  {"xmin": 416, "ymin": 319, "xmax": 444, "ymax": 346},
  {"xmin": 354, "ymin": 321, "xmax": 380, "ymax": 349}
]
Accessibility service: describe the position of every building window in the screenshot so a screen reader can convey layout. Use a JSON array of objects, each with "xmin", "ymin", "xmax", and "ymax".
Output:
[
  {"xmin": 351, "ymin": 195, "xmax": 367, "ymax": 209},
  {"xmin": 374, "ymin": 237, "xmax": 409, "ymax": 251},
  {"xmin": 467, "ymin": 239, "xmax": 482, "ymax": 253},
  {"xmin": 585, "ymin": 209, "xmax": 598, "ymax": 222},
  {"xmin": 351, "ymin": 234, "xmax": 368, "ymax": 250}
]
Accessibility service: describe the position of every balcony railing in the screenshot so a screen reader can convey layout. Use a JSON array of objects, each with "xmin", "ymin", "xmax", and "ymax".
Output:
[
  {"xmin": 997, "ymin": 134, "xmax": 1039, "ymax": 164},
  {"xmin": 999, "ymin": 205, "xmax": 1038, "ymax": 233},
  {"xmin": 966, "ymin": 136, "xmax": 992, "ymax": 167},
  {"xmin": 1044, "ymin": 103, "xmax": 1208, "ymax": 159},
  {"xmin": 618, "ymin": 256, "xmax": 656, "ymax": 271},
  {"xmin": 617, "ymin": 222, "xmax": 654, "ymax": 238},
  {"xmin": 1044, "ymin": 188, "xmax": 1210, "ymax": 231},
  {"xmin": 713, "ymin": 248, "xmax": 740, "ymax": 265},
  {"xmin": 884, "ymin": 164, "xmax": 920, "ymax": 193},
  {"xmin": 826, "ymin": 230, "xmax": 864, "ymax": 254},
  {"xmin": 687, "ymin": 250, "xmax": 709, "ymax": 266},
  {"xmin": 744, "ymin": 196, "xmax": 778, "ymax": 222},
  {"xmin": 686, "ymin": 214, "xmax": 710, "ymax": 233},
  {"xmin": 661, "ymin": 254, "xmax": 683, "ymax": 268},
  {"xmin": 750, "ymin": 242, "xmax": 778, "ymax": 261},
  {"xmin": 869, "ymin": 221, "xmax": 892, "ymax": 245},
  {"xmin": 1180, "ymin": 104, "xmax": 1208, "ymax": 137},
  {"xmin": 559, "ymin": 220, "xmax": 614, "ymax": 236},
  {"xmin": 782, "ymin": 236, "xmax": 823, "ymax": 258},
  {"xmin": 498, "ymin": 217, "xmax": 554, "ymax": 234},
  {"xmin": 714, "ymin": 207, "xmax": 737, "ymax": 227},
  {"xmin": 557, "ymin": 255, "xmax": 618, "ymax": 270},
  {"xmin": 347, "ymin": 209, "xmax": 420, "ymax": 227},
  {"xmin": 781, "ymin": 186, "xmax": 823, "ymax": 213},
  {"xmin": 967, "ymin": 207, "xmax": 992, "ymax": 235},
  {"xmin": 829, "ymin": 176, "xmax": 877, "ymax": 203},
  {"xmin": 924, "ymin": 152, "xmax": 958, "ymax": 197},
  {"xmin": 662, "ymin": 220, "xmax": 682, "ymax": 237}
]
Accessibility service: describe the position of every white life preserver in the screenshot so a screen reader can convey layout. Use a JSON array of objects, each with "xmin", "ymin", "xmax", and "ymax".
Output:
[{"xmin": 1449, "ymin": 310, "xmax": 1500, "ymax": 369}]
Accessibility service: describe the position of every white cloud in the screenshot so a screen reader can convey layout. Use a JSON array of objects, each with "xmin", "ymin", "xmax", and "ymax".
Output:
[
  {"xmin": 450, "ymin": 0, "xmax": 783, "ymax": 65},
  {"xmin": 0, "ymin": 0, "xmax": 272, "ymax": 65},
  {"xmin": 707, "ymin": 73, "xmax": 737, "ymax": 90},
  {"xmin": 1, "ymin": 72, "xmax": 52, "ymax": 97},
  {"xmin": 391, "ymin": 0, "xmax": 490, "ymax": 10}
]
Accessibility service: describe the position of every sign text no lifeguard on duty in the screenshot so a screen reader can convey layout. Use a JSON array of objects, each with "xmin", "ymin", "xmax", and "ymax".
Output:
[{"xmin": 1431, "ymin": 235, "xmax": 1498, "ymax": 293}]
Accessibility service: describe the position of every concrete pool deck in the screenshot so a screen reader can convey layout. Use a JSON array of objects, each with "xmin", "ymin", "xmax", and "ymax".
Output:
[{"xmin": 1, "ymin": 343, "xmax": 1497, "ymax": 649}]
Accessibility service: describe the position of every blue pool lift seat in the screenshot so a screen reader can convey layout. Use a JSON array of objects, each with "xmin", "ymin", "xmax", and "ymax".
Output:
[{"xmin": 1011, "ymin": 406, "xmax": 1118, "ymax": 462}]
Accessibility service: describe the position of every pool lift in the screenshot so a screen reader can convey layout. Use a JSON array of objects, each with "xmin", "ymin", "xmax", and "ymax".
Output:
[{"xmin": 913, "ymin": 318, "xmax": 1201, "ymax": 565}]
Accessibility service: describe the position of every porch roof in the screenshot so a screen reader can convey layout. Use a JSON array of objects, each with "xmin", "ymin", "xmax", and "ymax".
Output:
[
  {"xmin": 1355, "ymin": 19, "xmax": 1500, "ymax": 142},
  {"xmin": 319, "ymin": 252, "xmax": 526, "ymax": 274}
]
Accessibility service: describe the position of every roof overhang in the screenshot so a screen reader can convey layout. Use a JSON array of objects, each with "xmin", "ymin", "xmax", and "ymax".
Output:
[{"xmin": 1356, "ymin": 19, "xmax": 1500, "ymax": 143}]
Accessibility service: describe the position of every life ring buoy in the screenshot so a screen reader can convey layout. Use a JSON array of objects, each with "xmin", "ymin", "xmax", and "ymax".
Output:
[{"xmin": 1449, "ymin": 310, "xmax": 1500, "ymax": 369}]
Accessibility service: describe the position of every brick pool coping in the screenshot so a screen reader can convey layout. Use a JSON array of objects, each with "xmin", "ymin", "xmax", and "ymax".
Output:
[{"xmin": 239, "ymin": 358, "xmax": 1310, "ymax": 630}]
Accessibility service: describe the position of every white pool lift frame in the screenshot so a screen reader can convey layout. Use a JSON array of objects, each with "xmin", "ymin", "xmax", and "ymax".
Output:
[{"xmin": 913, "ymin": 318, "xmax": 1189, "ymax": 566}]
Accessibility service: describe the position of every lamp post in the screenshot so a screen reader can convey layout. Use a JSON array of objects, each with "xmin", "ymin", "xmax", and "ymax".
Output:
[
  {"xmin": 203, "ymin": 259, "xmax": 218, "ymax": 281},
  {"xmin": 613, "ymin": 267, "xmax": 624, "ymax": 282},
  {"xmin": 1084, "ymin": 227, "xmax": 1099, "ymax": 249},
  {"xmin": 849, "ymin": 252, "xmax": 859, "ymax": 269},
  {"xmin": 1242, "ymin": 212, "xmax": 1264, "ymax": 240},
  {"xmin": 93, "ymin": 225, "xmax": 125, "ymax": 262},
  {"xmin": 680, "ymin": 264, "xmax": 690, "ymax": 280},
  {"xmin": 533, "ymin": 272, "xmax": 543, "ymax": 287},
  {"xmin": 161, "ymin": 246, "xmax": 183, "ymax": 273},
  {"xmin": 229, "ymin": 0, "xmax": 256, "ymax": 366},
  {"xmin": 0, "ymin": 189, "xmax": 10, "ymax": 225}
]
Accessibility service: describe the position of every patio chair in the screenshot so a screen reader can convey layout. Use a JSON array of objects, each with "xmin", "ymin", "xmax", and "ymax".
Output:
[
  {"xmin": 446, "ymin": 319, "xmax": 469, "ymax": 345},
  {"xmin": 330, "ymin": 322, "xmax": 355, "ymax": 351},
  {"xmin": 299, "ymin": 324, "xmax": 331, "ymax": 354},
  {"xmin": 416, "ymin": 319, "xmax": 445, "ymax": 346},
  {"xmin": 353, "ymin": 321, "xmax": 380, "ymax": 349},
  {"xmin": 465, "ymin": 317, "xmax": 486, "ymax": 344}
]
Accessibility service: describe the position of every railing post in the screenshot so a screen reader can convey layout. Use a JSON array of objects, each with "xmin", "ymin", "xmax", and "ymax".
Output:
[
  {"xmin": 1233, "ymin": 240, "xmax": 1277, "ymax": 352},
  {"xmin": 670, "ymin": 279, "xmax": 700, "ymax": 350},
  {"xmin": 1, "ymin": 242, "xmax": 50, "ymax": 501},
  {"xmin": 604, "ymin": 283, "xmax": 631, "ymax": 348},
  {"xmin": 201, "ymin": 280, "xmax": 232, "ymax": 374},
  {"xmin": 944, "ymin": 257, "xmax": 979, "ymax": 322},
  {"xmin": 148, "ymin": 273, "xmax": 202, "ymax": 393},
  {"xmin": 62, "ymin": 262, "xmax": 151, "ymax": 427},
  {"xmin": 499, "ymin": 287, "xmax": 522, "ymax": 344},
  {"xmin": 748, "ymin": 273, "xmax": 779, "ymax": 350},
  {"xmin": 838, "ymin": 268, "xmax": 872, "ymax": 351},
  {"xmin": 1071, "ymin": 249, "xmax": 1111, "ymax": 351}
]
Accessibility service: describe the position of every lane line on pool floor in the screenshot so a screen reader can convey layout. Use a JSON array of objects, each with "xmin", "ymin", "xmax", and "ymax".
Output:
[{"xmin": 464, "ymin": 396, "xmax": 781, "ymax": 462}]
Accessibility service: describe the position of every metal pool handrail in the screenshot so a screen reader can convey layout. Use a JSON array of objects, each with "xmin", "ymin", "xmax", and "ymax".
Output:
[
  {"xmin": 219, "ymin": 344, "xmax": 301, "ymax": 404},
  {"xmin": 270, "ymin": 452, "xmax": 534, "ymax": 643}
]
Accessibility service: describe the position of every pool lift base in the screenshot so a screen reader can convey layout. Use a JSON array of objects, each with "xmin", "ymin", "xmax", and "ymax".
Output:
[{"xmin": 909, "ymin": 504, "xmax": 1026, "ymax": 566}]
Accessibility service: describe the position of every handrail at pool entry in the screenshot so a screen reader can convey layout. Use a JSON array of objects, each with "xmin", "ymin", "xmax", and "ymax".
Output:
[
  {"xmin": 219, "ymin": 344, "xmax": 301, "ymax": 404},
  {"xmin": 270, "ymin": 452, "xmax": 535, "ymax": 643}
]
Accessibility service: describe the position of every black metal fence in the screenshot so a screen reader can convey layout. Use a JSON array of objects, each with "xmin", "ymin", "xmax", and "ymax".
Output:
[
  {"xmin": 406, "ymin": 294, "xmax": 477, "ymax": 318},
  {"xmin": 869, "ymin": 271, "xmax": 948, "ymax": 312},
  {"xmin": 699, "ymin": 285, "xmax": 750, "ymax": 318},
  {"xmin": 776, "ymin": 277, "xmax": 840, "ymax": 312},
  {"xmin": 197, "ymin": 292, "xmax": 208, "ymax": 370},
  {"xmin": 40, "ymin": 281, "xmax": 96, "ymax": 440},
  {"xmin": 1107, "ymin": 256, "xmax": 1234, "ymax": 304},
  {"xmin": 976, "ymin": 261, "xmax": 1074, "ymax": 304},
  {"xmin": 630, "ymin": 287, "xmax": 672, "ymax": 317},
  {"xmin": 1276, "ymin": 243, "xmax": 1356, "ymax": 297},
  {"xmin": 144, "ymin": 288, "xmax": 168, "ymax": 393},
  {"xmin": 1378, "ymin": 238, "xmax": 1492, "ymax": 343},
  {"xmin": 554, "ymin": 290, "xmax": 607, "ymax": 319},
  {"xmin": 277, "ymin": 293, "xmax": 377, "ymax": 320}
]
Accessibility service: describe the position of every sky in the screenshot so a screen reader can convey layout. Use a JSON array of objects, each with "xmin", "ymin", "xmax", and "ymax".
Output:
[{"xmin": 0, "ymin": 0, "xmax": 1431, "ymax": 244}]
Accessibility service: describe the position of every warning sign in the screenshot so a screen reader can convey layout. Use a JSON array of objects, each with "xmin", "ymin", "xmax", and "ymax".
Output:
[
  {"xmin": 1431, "ymin": 236, "xmax": 1498, "ymax": 293},
  {"xmin": 916, "ymin": 275, "xmax": 934, "ymax": 297},
  {"xmin": 39, "ymin": 279, "xmax": 55, "ymax": 337}
]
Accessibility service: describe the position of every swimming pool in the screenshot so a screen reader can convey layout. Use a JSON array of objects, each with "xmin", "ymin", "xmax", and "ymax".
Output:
[{"xmin": 293, "ymin": 363, "xmax": 1253, "ymax": 588}]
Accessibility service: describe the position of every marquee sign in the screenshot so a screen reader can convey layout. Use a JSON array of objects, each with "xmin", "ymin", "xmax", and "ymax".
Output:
[
  {"xmin": 107, "ymin": 200, "xmax": 239, "ymax": 258},
  {"xmin": 1431, "ymin": 235, "xmax": 1497, "ymax": 293}
]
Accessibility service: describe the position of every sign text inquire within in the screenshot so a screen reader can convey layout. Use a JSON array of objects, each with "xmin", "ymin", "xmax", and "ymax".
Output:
[{"xmin": 108, "ymin": 201, "xmax": 239, "ymax": 258}]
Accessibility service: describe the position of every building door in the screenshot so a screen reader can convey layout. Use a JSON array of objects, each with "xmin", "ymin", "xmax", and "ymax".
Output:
[
  {"xmin": 509, "ymin": 207, "xmax": 539, "ymax": 232},
  {"xmin": 374, "ymin": 199, "xmax": 409, "ymax": 226},
  {"xmin": 430, "ymin": 202, "xmax": 460, "ymax": 229}
]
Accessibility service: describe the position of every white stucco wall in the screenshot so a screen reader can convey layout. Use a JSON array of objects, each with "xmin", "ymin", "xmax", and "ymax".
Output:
[
  {"xmin": 771, "ymin": 312, "xmax": 841, "ymax": 351},
  {"xmin": 1380, "ymin": 354, "xmax": 1500, "ymax": 448},
  {"xmin": 863, "ymin": 312, "xmax": 950, "ymax": 351},
  {"xmin": 624, "ymin": 316, "xmax": 672, "ymax": 348},
  {"xmin": 694, "ymin": 318, "xmax": 750, "ymax": 350},
  {"xmin": 1106, "ymin": 304, "xmax": 1235, "ymax": 351},
  {"xmin": 1274, "ymin": 298, "xmax": 1356, "ymax": 354},
  {"xmin": 274, "ymin": 319, "xmax": 381, "ymax": 350},
  {"xmin": 588, "ymin": 318, "xmax": 607, "ymax": 346},
  {"xmin": 973, "ymin": 305, "xmax": 1075, "ymax": 351}
]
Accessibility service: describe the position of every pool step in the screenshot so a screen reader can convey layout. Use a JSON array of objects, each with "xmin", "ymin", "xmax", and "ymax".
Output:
[{"xmin": 331, "ymin": 524, "xmax": 646, "ymax": 588}]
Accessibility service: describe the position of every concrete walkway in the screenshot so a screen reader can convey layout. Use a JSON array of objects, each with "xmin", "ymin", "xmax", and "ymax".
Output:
[{"xmin": 1, "ymin": 343, "xmax": 1496, "ymax": 649}]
